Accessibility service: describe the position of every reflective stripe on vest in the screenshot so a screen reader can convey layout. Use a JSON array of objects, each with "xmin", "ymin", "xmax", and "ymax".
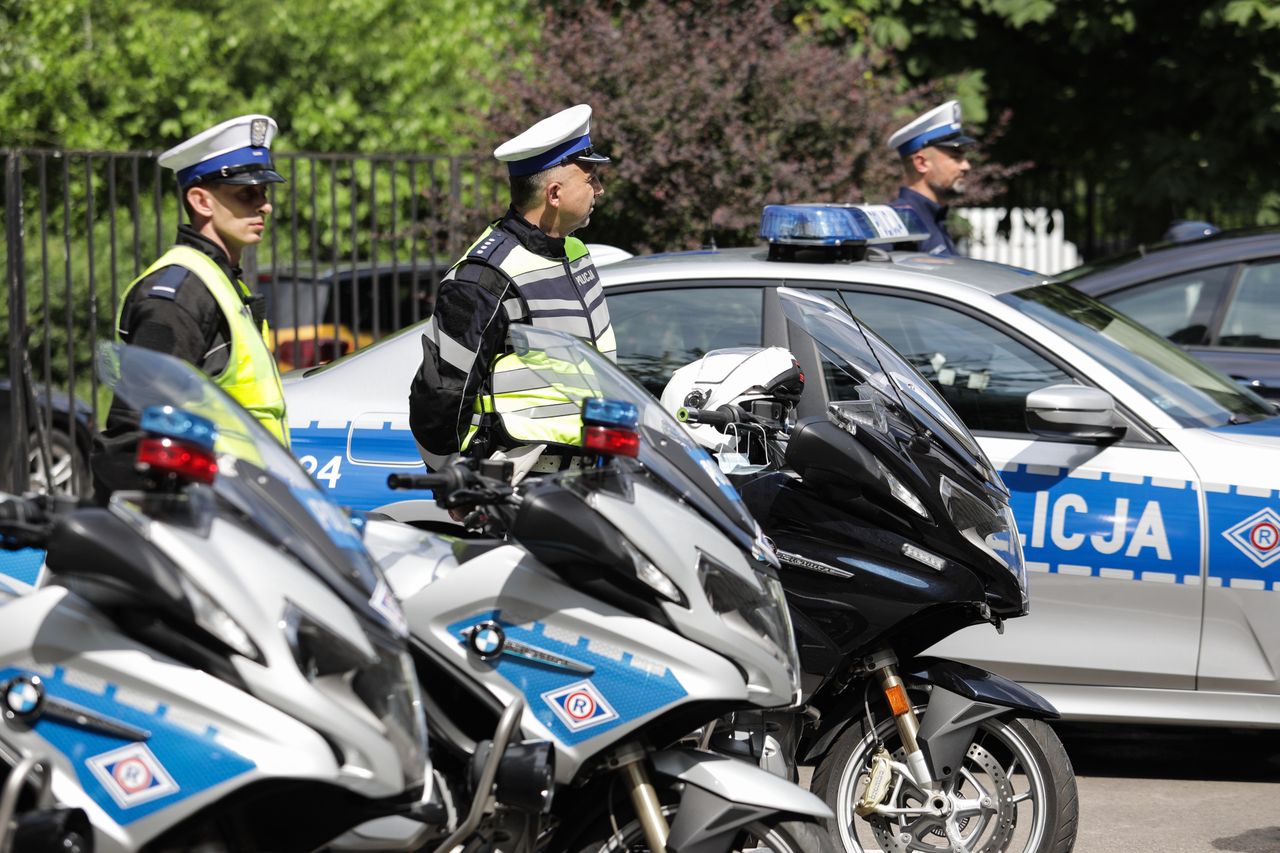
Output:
[
  {"xmin": 456, "ymin": 227, "xmax": 614, "ymax": 449},
  {"xmin": 117, "ymin": 246, "xmax": 289, "ymax": 445}
]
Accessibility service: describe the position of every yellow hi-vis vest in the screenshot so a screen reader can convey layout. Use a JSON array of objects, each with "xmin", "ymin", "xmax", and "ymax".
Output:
[
  {"xmin": 459, "ymin": 229, "xmax": 615, "ymax": 451},
  {"xmin": 117, "ymin": 245, "xmax": 289, "ymax": 446}
]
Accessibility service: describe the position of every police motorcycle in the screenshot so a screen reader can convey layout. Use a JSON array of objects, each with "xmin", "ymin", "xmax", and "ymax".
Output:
[
  {"xmin": 660, "ymin": 289, "xmax": 1078, "ymax": 853},
  {"xmin": 371, "ymin": 324, "xmax": 832, "ymax": 852},
  {"xmin": 0, "ymin": 343, "xmax": 540, "ymax": 853}
]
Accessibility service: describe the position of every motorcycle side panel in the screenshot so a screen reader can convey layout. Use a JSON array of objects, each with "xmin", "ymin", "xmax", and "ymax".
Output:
[
  {"xmin": 400, "ymin": 546, "xmax": 748, "ymax": 783},
  {"xmin": 0, "ymin": 587, "xmax": 341, "ymax": 853}
]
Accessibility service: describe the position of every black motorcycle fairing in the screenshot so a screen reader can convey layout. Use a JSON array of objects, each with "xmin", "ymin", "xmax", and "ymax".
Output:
[
  {"xmin": 735, "ymin": 474, "xmax": 986, "ymax": 669},
  {"xmin": 780, "ymin": 415, "xmax": 1026, "ymax": 619}
]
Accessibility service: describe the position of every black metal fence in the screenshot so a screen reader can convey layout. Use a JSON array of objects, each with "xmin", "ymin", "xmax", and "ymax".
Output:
[{"xmin": 1, "ymin": 146, "xmax": 505, "ymax": 496}]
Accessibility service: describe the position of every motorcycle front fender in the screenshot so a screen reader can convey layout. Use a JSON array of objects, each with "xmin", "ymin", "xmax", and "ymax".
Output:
[
  {"xmin": 802, "ymin": 656, "xmax": 1058, "ymax": 766},
  {"xmin": 651, "ymin": 748, "xmax": 830, "ymax": 851},
  {"xmin": 910, "ymin": 656, "xmax": 1058, "ymax": 785},
  {"xmin": 908, "ymin": 656, "xmax": 1059, "ymax": 719}
]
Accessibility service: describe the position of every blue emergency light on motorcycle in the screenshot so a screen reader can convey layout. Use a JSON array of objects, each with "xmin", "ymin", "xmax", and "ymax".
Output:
[
  {"xmin": 582, "ymin": 398, "xmax": 640, "ymax": 458},
  {"xmin": 759, "ymin": 204, "xmax": 929, "ymax": 249},
  {"xmin": 139, "ymin": 405, "xmax": 218, "ymax": 451}
]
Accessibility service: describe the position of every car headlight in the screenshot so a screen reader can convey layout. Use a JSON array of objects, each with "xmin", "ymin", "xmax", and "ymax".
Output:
[
  {"xmin": 282, "ymin": 601, "xmax": 428, "ymax": 788},
  {"xmin": 938, "ymin": 475, "xmax": 1028, "ymax": 601},
  {"xmin": 697, "ymin": 552, "xmax": 802, "ymax": 700}
]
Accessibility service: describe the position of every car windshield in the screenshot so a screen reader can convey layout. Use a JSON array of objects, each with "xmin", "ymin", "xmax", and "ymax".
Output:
[
  {"xmin": 506, "ymin": 325, "xmax": 772, "ymax": 561},
  {"xmin": 777, "ymin": 288, "xmax": 1004, "ymax": 490},
  {"xmin": 97, "ymin": 343, "xmax": 399, "ymax": 631},
  {"xmin": 1002, "ymin": 283, "xmax": 1275, "ymax": 427}
]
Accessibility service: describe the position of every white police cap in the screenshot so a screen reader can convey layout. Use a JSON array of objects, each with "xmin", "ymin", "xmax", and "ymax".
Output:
[
  {"xmin": 494, "ymin": 104, "xmax": 611, "ymax": 177},
  {"xmin": 887, "ymin": 100, "xmax": 976, "ymax": 156},
  {"xmin": 159, "ymin": 114, "xmax": 285, "ymax": 190}
]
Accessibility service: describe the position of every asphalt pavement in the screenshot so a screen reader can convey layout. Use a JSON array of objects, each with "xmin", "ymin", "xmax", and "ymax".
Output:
[{"xmin": 1055, "ymin": 723, "xmax": 1280, "ymax": 853}]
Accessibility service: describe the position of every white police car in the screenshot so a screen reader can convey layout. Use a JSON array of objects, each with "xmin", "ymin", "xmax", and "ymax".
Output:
[{"xmin": 284, "ymin": 205, "xmax": 1280, "ymax": 728}]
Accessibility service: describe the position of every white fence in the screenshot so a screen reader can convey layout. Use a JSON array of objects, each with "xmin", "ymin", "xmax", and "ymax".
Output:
[{"xmin": 957, "ymin": 207, "xmax": 1082, "ymax": 275}]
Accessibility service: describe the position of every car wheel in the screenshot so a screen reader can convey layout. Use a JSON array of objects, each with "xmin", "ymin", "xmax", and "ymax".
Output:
[{"xmin": 27, "ymin": 425, "xmax": 87, "ymax": 495}]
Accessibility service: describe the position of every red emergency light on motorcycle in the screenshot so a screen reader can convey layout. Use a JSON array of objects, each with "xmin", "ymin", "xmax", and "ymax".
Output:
[
  {"xmin": 582, "ymin": 398, "xmax": 640, "ymax": 458},
  {"xmin": 135, "ymin": 405, "xmax": 220, "ymax": 485}
]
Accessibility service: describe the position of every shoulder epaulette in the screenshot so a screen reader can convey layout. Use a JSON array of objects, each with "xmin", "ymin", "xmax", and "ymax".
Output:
[{"xmin": 143, "ymin": 265, "xmax": 190, "ymax": 300}]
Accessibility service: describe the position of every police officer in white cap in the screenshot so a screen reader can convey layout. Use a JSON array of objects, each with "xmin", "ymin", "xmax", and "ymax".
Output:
[
  {"xmin": 886, "ymin": 100, "xmax": 975, "ymax": 256},
  {"xmin": 113, "ymin": 114, "xmax": 289, "ymax": 445},
  {"xmin": 409, "ymin": 104, "xmax": 614, "ymax": 472},
  {"xmin": 94, "ymin": 115, "xmax": 290, "ymax": 498}
]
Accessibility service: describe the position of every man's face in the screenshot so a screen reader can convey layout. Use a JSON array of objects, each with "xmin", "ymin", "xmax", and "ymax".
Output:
[
  {"xmin": 201, "ymin": 183, "xmax": 273, "ymax": 250},
  {"xmin": 923, "ymin": 146, "xmax": 971, "ymax": 197},
  {"xmin": 552, "ymin": 162, "xmax": 604, "ymax": 234}
]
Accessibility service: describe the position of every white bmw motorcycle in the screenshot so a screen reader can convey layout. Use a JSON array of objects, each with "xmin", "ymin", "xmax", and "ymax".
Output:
[
  {"xmin": 0, "ymin": 344, "xmax": 537, "ymax": 852},
  {"xmin": 366, "ymin": 325, "xmax": 834, "ymax": 852}
]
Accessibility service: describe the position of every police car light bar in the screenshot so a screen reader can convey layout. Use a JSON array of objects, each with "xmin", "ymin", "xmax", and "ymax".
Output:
[{"xmin": 759, "ymin": 204, "xmax": 929, "ymax": 247}]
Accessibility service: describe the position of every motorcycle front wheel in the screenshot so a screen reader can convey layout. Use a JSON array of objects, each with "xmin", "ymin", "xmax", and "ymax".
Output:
[{"xmin": 811, "ymin": 709, "xmax": 1077, "ymax": 853}]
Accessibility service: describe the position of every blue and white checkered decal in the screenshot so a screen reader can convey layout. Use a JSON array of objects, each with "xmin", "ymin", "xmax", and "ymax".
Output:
[
  {"xmin": 447, "ymin": 611, "xmax": 687, "ymax": 746},
  {"xmin": 0, "ymin": 665, "xmax": 256, "ymax": 825},
  {"xmin": 1002, "ymin": 463, "xmax": 1280, "ymax": 590}
]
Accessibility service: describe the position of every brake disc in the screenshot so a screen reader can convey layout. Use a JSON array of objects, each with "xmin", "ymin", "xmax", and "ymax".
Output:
[{"xmin": 865, "ymin": 741, "xmax": 1016, "ymax": 853}]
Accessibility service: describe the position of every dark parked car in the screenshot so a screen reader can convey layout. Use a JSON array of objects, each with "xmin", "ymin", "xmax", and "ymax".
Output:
[
  {"xmin": 257, "ymin": 261, "xmax": 445, "ymax": 371},
  {"xmin": 1060, "ymin": 227, "xmax": 1280, "ymax": 399},
  {"xmin": 0, "ymin": 380, "xmax": 95, "ymax": 495}
]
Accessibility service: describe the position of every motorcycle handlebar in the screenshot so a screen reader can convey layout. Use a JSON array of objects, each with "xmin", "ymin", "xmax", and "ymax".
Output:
[
  {"xmin": 677, "ymin": 406, "xmax": 739, "ymax": 430},
  {"xmin": 386, "ymin": 472, "xmax": 457, "ymax": 491}
]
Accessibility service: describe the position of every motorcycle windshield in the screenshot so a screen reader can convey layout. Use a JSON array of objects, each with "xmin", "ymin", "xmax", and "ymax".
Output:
[
  {"xmin": 506, "ymin": 326, "xmax": 772, "ymax": 561},
  {"xmin": 777, "ymin": 288, "xmax": 1003, "ymax": 492},
  {"xmin": 97, "ymin": 343, "xmax": 398, "ymax": 633}
]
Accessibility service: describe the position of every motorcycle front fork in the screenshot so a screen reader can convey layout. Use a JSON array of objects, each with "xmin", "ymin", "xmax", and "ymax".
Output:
[
  {"xmin": 866, "ymin": 648, "xmax": 937, "ymax": 792},
  {"xmin": 608, "ymin": 742, "xmax": 669, "ymax": 851}
]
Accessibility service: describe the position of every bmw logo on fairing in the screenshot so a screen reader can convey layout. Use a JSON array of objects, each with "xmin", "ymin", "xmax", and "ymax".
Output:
[
  {"xmin": 467, "ymin": 621, "xmax": 506, "ymax": 661},
  {"xmin": 3, "ymin": 675, "xmax": 45, "ymax": 724}
]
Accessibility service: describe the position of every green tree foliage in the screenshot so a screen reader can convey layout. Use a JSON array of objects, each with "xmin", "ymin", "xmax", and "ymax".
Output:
[
  {"xmin": 491, "ymin": 0, "xmax": 1019, "ymax": 252},
  {"xmin": 0, "ymin": 0, "xmax": 536, "ymax": 153},
  {"xmin": 788, "ymin": 0, "xmax": 1280, "ymax": 241}
]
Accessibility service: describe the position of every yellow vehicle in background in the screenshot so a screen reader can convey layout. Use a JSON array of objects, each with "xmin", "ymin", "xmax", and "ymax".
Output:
[{"xmin": 258, "ymin": 263, "xmax": 444, "ymax": 372}]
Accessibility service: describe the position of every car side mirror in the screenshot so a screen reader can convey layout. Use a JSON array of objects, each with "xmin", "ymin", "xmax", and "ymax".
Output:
[{"xmin": 1025, "ymin": 384, "xmax": 1127, "ymax": 442}]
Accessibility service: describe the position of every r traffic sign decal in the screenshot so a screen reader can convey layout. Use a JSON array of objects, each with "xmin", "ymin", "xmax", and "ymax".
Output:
[
  {"xmin": 542, "ymin": 680, "xmax": 617, "ymax": 732},
  {"xmin": 1223, "ymin": 507, "xmax": 1280, "ymax": 568},
  {"xmin": 86, "ymin": 743, "xmax": 179, "ymax": 808}
]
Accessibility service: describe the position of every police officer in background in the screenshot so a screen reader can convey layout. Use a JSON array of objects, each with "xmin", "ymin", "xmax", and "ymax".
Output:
[
  {"xmin": 409, "ymin": 104, "xmax": 614, "ymax": 477},
  {"xmin": 115, "ymin": 114, "xmax": 289, "ymax": 444},
  {"xmin": 887, "ymin": 101, "xmax": 975, "ymax": 256}
]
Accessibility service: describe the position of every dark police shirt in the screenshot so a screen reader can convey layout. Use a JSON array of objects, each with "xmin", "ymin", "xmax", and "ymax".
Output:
[{"xmin": 890, "ymin": 187, "xmax": 956, "ymax": 256}]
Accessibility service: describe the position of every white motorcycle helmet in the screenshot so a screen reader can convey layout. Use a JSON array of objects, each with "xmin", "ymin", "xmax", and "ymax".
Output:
[{"xmin": 660, "ymin": 347, "xmax": 805, "ymax": 454}]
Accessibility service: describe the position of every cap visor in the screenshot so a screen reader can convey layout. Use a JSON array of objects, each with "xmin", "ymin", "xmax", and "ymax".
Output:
[
  {"xmin": 935, "ymin": 134, "xmax": 977, "ymax": 149},
  {"xmin": 217, "ymin": 169, "xmax": 286, "ymax": 185},
  {"xmin": 572, "ymin": 151, "xmax": 611, "ymax": 166}
]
